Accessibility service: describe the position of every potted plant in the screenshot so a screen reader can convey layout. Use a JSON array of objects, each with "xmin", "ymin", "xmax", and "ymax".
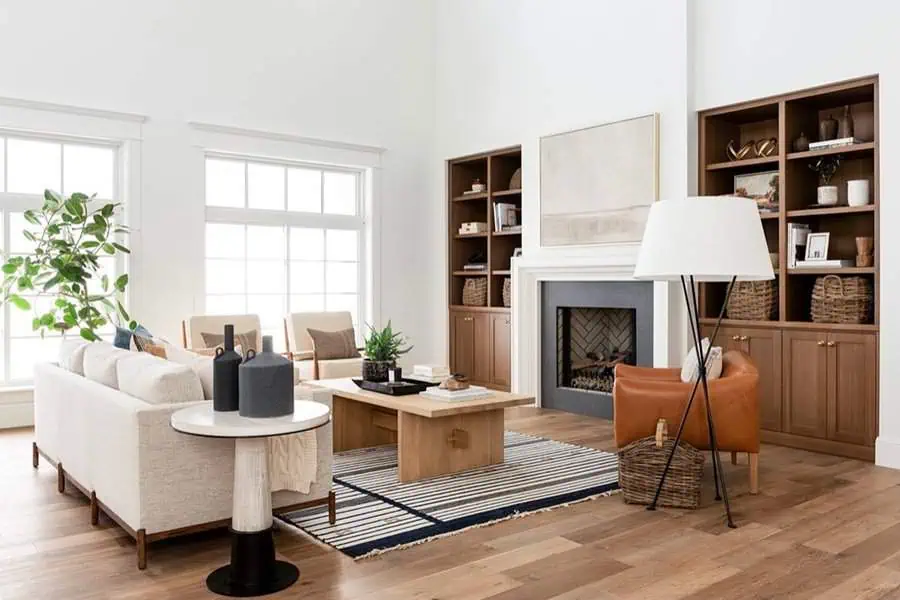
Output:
[
  {"xmin": 362, "ymin": 321, "xmax": 412, "ymax": 382},
  {"xmin": 809, "ymin": 157, "xmax": 841, "ymax": 206},
  {"xmin": 1, "ymin": 190, "xmax": 137, "ymax": 341}
]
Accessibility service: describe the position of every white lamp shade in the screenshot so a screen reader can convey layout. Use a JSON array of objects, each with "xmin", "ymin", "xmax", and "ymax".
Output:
[{"xmin": 633, "ymin": 196, "xmax": 775, "ymax": 282}]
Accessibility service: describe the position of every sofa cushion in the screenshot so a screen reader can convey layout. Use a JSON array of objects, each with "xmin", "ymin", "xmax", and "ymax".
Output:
[
  {"xmin": 116, "ymin": 352, "xmax": 204, "ymax": 405},
  {"xmin": 165, "ymin": 343, "xmax": 215, "ymax": 400},
  {"xmin": 58, "ymin": 339, "xmax": 90, "ymax": 375},
  {"xmin": 83, "ymin": 343, "xmax": 133, "ymax": 388},
  {"xmin": 306, "ymin": 327, "xmax": 360, "ymax": 360}
]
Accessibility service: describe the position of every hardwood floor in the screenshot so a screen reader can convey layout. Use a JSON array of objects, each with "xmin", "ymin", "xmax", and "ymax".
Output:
[{"xmin": 4, "ymin": 407, "xmax": 900, "ymax": 599}]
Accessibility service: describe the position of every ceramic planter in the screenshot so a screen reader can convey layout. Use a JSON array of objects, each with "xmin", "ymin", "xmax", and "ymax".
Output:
[
  {"xmin": 817, "ymin": 186, "xmax": 838, "ymax": 206},
  {"xmin": 362, "ymin": 359, "xmax": 395, "ymax": 382}
]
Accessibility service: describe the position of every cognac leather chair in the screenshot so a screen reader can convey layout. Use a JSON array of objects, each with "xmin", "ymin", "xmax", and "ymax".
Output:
[{"xmin": 613, "ymin": 350, "xmax": 760, "ymax": 494}]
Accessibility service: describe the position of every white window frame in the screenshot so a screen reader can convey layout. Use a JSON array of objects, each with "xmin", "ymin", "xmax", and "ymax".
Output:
[{"xmin": 0, "ymin": 98, "xmax": 143, "ymax": 389}]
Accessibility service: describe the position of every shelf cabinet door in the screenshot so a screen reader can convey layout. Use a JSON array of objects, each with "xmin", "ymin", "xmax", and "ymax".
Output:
[
  {"xmin": 741, "ymin": 328, "xmax": 783, "ymax": 433},
  {"xmin": 827, "ymin": 332, "xmax": 877, "ymax": 446},
  {"xmin": 784, "ymin": 330, "xmax": 829, "ymax": 439},
  {"xmin": 490, "ymin": 313, "xmax": 511, "ymax": 389},
  {"xmin": 472, "ymin": 313, "xmax": 491, "ymax": 385},
  {"xmin": 450, "ymin": 311, "xmax": 476, "ymax": 380}
]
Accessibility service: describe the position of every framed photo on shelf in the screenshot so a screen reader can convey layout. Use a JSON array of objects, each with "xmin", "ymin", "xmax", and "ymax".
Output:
[
  {"xmin": 805, "ymin": 232, "xmax": 830, "ymax": 261},
  {"xmin": 734, "ymin": 170, "xmax": 779, "ymax": 214}
]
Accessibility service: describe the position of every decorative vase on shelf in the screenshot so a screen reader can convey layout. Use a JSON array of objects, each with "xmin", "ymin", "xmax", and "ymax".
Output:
[
  {"xmin": 847, "ymin": 179, "xmax": 870, "ymax": 207},
  {"xmin": 819, "ymin": 115, "xmax": 838, "ymax": 141},
  {"xmin": 793, "ymin": 132, "xmax": 810, "ymax": 152},
  {"xmin": 817, "ymin": 186, "xmax": 839, "ymax": 206},
  {"xmin": 238, "ymin": 335, "xmax": 294, "ymax": 418},
  {"xmin": 838, "ymin": 105, "xmax": 854, "ymax": 139},
  {"xmin": 362, "ymin": 359, "xmax": 395, "ymax": 383},
  {"xmin": 213, "ymin": 324, "xmax": 241, "ymax": 412}
]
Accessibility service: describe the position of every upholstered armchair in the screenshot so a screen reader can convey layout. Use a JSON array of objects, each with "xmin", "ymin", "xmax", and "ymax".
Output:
[
  {"xmin": 284, "ymin": 311, "xmax": 364, "ymax": 380},
  {"xmin": 181, "ymin": 314, "xmax": 262, "ymax": 353},
  {"xmin": 613, "ymin": 350, "xmax": 760, "ymax": 494}
]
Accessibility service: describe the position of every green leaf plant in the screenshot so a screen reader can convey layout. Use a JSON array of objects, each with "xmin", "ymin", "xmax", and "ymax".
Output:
[
  {"xmin": 1, "ymin": 190, "xmax": 137, "ymax": 342},
  {"xmin": 363, "ymin": 320, "xmax": 413, "ymax": 363}
]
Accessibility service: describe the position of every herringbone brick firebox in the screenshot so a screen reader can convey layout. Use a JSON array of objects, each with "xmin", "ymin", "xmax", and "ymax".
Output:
[{"xmin": 557, "ymin": 307, "xmax": 635, "ymax": 394}]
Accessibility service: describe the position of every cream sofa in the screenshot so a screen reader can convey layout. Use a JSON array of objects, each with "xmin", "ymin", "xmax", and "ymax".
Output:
[{"xmin": 33, "ymin": 342, "xmax": 334, "ymax": 570}]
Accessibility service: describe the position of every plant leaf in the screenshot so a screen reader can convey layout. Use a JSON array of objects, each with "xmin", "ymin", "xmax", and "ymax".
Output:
[
  {"xmin": 8, "ymin": 294, "xmax": 31, "ymax": 310},
  {"xmin": 114, "ymin": 274, "xmax": 129, "ymax": 292}
]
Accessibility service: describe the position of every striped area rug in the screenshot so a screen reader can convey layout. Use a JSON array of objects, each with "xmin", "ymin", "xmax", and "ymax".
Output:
[{"xmin": 280, "ymin": 431, "xmax": 619, "ymax": 558}]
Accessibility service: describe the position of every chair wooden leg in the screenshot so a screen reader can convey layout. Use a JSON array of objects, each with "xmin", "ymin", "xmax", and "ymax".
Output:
[
  {"xmin": 328, "ymin": 490, "xmax": 336, "ymax": 525},
  {"xmin": 136, "ymin": 529, "xmax": 147, "ymax": 570},
  {"xmin": 731, "ymin": 451, "xmax": 738, "ymax": 465},
  {"xmin": 749, "ymin": 452, "xmax": 759, "ymax": 495},
  {"xmin": 32, "ymin": 442, "xmax": 39, "ymax": 469},
  {"xmin": 90, "ymin": 492, "xmax": 99, "ymax": 526},
  {"xmin": 57, "ymin": 463, "xmax": 65, "ymax": 493}
]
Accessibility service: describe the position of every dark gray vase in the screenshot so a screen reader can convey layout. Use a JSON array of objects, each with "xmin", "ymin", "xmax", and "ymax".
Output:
[
  {"xmin": 213, "ymin": 324, "xmax": 241, "ymax": 412},
  {"xmin": 238, "ymin": 335, "xmax": 294, "ymax": 417}
]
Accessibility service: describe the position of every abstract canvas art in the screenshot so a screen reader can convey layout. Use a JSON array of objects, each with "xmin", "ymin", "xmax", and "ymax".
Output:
[{"xmin": 540, "ymin": 114, "xmax": 659, "ymax": 246}]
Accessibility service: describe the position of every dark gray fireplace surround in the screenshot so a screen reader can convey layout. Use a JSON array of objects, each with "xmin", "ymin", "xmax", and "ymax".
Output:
[{"xmin": 541, "ymin": 281, "xmax": 653, "ymax": 419}]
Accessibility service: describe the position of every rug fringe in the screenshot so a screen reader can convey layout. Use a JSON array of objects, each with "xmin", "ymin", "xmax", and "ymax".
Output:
[{"xmin": 353, "ymin": 487, "xmax": 621, "ymax": 560}]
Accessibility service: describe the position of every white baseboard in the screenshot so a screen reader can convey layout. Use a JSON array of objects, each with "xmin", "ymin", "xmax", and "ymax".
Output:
[
  {"xmin": 876, "ymin": 436, "xmax": 900, "ymax": 470},
  {"xmin": 0, "ymin": 388, "xmax": 34, "ymax": 429}
]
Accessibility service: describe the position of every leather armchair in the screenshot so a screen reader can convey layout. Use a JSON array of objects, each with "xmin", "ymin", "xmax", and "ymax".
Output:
[{"xmin": 613, "ymin": 350, "xmax": 760, "ymax": 494}]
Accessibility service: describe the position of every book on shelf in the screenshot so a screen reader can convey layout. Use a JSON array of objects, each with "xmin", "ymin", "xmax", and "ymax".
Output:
[
  {"xmin": 493, "ymin": 202, "xmax": 520, "ymax": 232},
  {"xmin": 420, "ymin": 385, "xmax": 494, "ymax": 402},
  {"xmin": 787, "ymin": 223, "xmax": 811, "ymax": 268},
  {"xmin": 808, "ymin": 137, "xmax": 863, "ymax": 151},
  {"xmin": 499, "ymin": 225, "xmax": 522, "ymax": 233},
  {"xmin": 463, "ymin": 263, "xmax": 487, "ymax": 271},
  {"xmin": 794, "ymin": 259, "xmax": 854, "ymax": 269}
]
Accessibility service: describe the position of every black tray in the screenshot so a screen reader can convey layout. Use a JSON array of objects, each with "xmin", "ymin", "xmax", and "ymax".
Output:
[{"xmin": 352, "ymin": 378, "xmax": 428, "ymax": 396}]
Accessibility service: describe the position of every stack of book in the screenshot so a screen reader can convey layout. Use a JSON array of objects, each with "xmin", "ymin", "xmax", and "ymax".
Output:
[
  {"xmin": 493, "ymin": 202, "xmax": 520, "ymax": 232},
  {"xmin": 787, "ymin": 223, "xmax": 811, "ymax": 268},
  {"xmin": 795, "ymin": 259, "xmax": 853, "ymax": 269},
  {"xmin": 808, "ymin": 137, "xmax": 862, "ymax": 151},
  {"xmin": 420, "ymin": 385, "xmax": 494, "ymax": 403},
  {"xmin": 407, "ymin": 365, "xmax": 450, "ymax": 384}
]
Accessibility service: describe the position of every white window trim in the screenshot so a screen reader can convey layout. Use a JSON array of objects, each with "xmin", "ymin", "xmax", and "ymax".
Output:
[{"xmin": 194, "ymin": 123, "xmax": 383, "ymax": 334}]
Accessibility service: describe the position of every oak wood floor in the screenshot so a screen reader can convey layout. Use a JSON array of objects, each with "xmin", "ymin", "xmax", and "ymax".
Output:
[{"xmin": 4, "ymin": 408, "xmax": 900, "ymax": 599}]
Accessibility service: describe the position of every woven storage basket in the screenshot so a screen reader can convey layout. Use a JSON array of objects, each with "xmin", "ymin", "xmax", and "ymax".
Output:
[
  {"xmin": 618, "ymin": 433, "xmax": 704, "ymax": 509},
  {"xmin": 811, "ymin": 275, "xmax": 873, "ymax": 324},
  {"xmin": 726, "ymin": 280, "xmax": 778, "ymax": 321},
  {"xmin": 462, "ymin": 277, "xmax": 487, "ymax": 307},
  {"xmin": 502, "ymin": 277, "xmax": 511, "ymax": 307}
]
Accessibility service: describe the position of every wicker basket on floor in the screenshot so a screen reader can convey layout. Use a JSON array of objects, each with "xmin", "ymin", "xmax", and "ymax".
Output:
[
  {"xmin": 462, "ymin": 277, "xmax": 487, "ymax": 307},
  {"xmin": 726, "ymin": 280, "xmax": 777, "ymax": 321},
  {"xmin": 618, "ymin": 423, "xmax": 705, "ymax": 509},
  {"xmin": 810, "ymin": 275, "xmax": 873, "ymax": 324}
]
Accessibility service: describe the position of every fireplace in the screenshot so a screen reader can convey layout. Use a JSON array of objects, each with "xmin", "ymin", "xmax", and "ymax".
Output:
[{"xmin": 541, "ymin": 281, "xmax": 653, "ymax": 419}]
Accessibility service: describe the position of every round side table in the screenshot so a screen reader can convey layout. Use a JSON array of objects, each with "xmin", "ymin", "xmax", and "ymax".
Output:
[{"xmin": 171, "ymin": 400, "xmax": 330, "ymax": 597}]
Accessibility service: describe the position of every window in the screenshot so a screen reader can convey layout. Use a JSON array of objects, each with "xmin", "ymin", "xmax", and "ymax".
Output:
[
  {"xmin": 204, "ymin": 156, "xmax": 366, "ymax": 351},
  {"xmin": 0, "ymin": 134, "xmax": 119, "ymax": 384}
]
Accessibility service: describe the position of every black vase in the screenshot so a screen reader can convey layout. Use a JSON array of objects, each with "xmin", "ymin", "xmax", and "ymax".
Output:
[{"xmin": 213, "ymin": 324, "xmax": 241, "ymax": 412}]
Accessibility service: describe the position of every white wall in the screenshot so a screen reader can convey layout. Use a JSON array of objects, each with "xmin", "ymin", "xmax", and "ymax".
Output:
[
  {"xmin": 692, "ymin": 0, "xmax": 898, "ymax": 467},
  {"xmin": 432, "ymin": 0, "xmax": 692, "ymax": 367},
  {"xmin": 0, "ymin": 0, "xmax": 436, "ymax": 361}
]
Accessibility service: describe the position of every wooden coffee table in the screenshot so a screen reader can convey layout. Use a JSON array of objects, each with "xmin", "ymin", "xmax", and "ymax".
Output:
[{"xmin": 310, "ymin": 378, "xmax": 534, "ymax": 482}]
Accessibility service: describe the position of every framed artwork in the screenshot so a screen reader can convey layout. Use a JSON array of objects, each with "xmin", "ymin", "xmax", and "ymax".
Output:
[
  {"xmin": 805, "ymin": 232, "xmax": 830, "ymax": 261},
  {"xmin": 734, "ymin": 171, "xmax": 779, "ymax": 213},
  {"xmin": 539, "ymin": 114, "xmax": 659, "ymax": 247}
]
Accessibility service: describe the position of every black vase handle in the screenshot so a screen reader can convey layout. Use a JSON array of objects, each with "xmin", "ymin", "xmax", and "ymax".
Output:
[
  {"xmin": 215, "ymin": 347, "xmax": 224, "ymax": 358},
  {"xmin": 246, "ymin": 349, "xmax": 256, "ymax": 360}
]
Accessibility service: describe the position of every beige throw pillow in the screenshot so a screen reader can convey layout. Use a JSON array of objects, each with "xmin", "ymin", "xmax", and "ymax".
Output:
[
  {"xmin": 680, "ymin": 338, "xmax": 723, "ymax": 383},
  {"xmin": 201, "ymin": 330, "xmax": 258, "ymax": 353},
  {"xmin": 306, "ymin": 328, "xmax": 360, "ymax": 360}
]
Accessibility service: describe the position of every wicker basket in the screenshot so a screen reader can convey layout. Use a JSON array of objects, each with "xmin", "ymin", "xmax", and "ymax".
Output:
[
  {"xmin": 502, "ymin": 277, "xmax": 511, "ymax": 307},
  {"xmin": 618, "ymin": 429, "xmax": 704, "ymax": 509},
  {"xmin": 462, "ymin": 277, "xmax": 487, "ymax": 307},
  {"xmin": 726, "ymin": 280, "xmax": 778, "ymax": 321},
  {"xmin": 811, "ymin": 275, "xmax": 873, "ymax": 324}
]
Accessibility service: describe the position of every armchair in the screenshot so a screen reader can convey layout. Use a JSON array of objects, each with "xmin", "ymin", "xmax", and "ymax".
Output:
[
  {"xmin": 613, "ymin": 350, "xmax": 760, "ymax": 494},
  {"xmin": 284, "ymin": 311, "xmax": 364, "ymax": 380}
]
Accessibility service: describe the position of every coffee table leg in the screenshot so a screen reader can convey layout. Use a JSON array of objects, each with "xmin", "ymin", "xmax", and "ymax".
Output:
[{"xmin": 206, "ymin": 437, "xmax": 299, "ymax": 597}]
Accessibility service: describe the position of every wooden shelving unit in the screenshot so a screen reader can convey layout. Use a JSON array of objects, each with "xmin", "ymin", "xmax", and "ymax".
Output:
[
  {"xmin": 446, "ymin": 146, "xmax": 521, "ymax": 391},
  {"xmin": 698, "ymin": 76, "xmax": 879, "ymax": 460}
]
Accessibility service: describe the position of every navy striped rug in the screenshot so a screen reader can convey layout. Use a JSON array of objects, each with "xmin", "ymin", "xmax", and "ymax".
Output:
[{"xmin": 279, "ymin": 431, "xmax": 619, "ymax": 558}]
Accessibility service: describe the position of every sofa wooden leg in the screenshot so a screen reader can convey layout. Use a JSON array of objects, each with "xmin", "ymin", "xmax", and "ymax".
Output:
[
  {"xmin": 57, "ymin": 463, "xmax": 65, "ymax": 493},
  {"xmin": 328, "ymin": 490, "xmax": 336, "ymax": 525},
  {"xmin": 731, "ymin": 451, "xmax": 738, "ymax": 465},
  {"xmin": 32, "ymin": 442, "xmax": 39, "ymax": 469},
  {"xmin": 90, "ymin": 492, "xmax": 99, "ymax": 526},
  {"xmin": 136, "ymin": 529, "xmax": 147, "ymax": 570},
  {"xmin": 749, "ymin": 452, "xmax": 759, "ymax": 495}
]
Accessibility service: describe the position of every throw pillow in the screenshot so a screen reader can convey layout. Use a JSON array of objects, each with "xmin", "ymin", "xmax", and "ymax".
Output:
[
  {"xmin": 83, "ymin": 343, "xmax": 133, "ymax": 389},
  {"xmin": 306, "ymin": 328, "xmax": 360, "ymax": 360},
  {"xmin": 201, "ymin": 330, "xmax": 258, "ymax": 353},
  {"xmin": 680, "ymin": 338, "xmax": 724, "ymax": 383},
  {"xmin": 58, "ymin": 339, "xmax": 90, "ymax": 375}
]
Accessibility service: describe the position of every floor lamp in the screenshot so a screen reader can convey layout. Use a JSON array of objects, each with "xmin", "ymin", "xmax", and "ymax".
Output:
[{"xmin": 633, "ymin": 196, "xmax": 774, "ymax": 528}]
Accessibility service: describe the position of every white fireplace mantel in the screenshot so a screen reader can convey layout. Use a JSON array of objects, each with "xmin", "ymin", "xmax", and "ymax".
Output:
[{"xmin": 511, "ymin": 252, "xmax": 685, "ymax": 405}]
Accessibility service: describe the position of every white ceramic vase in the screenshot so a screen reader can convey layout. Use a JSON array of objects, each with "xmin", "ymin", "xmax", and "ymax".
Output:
[
  {"xmin": 847, "ymin": 179, "xmax": 870, "ymax": 207},
  {"xmin": 817, "ymin": 185, "xmax": 839, "ymax": 206}
]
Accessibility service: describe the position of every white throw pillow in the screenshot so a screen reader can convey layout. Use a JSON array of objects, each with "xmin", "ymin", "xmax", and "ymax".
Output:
[
  {"xmin": 116, "ymin": 352, "xmax": 204, "ymax": 405},
  {"xmin": 83, "ymin": 343, "xmax": 133, "ymax": 389},
  {"xmin": 58, "ymin": 339, "xmax": 90, "ymax": 375},
  {"xmin": 680, "ymin": 338, "xmax": 724, "ymax": 383}
]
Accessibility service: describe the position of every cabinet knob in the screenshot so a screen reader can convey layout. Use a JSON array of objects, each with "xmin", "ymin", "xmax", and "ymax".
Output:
[
  {"xmin": 731, "ymin": 335, "xmax": 740, "ymax": 341},
  {"xmin": 740, "ymin": 335, "xmax": 749, "ymax": 342},
  {"xmin": 817, "ymin": 340, "xmax": 826, "ymax": 346},
  {"xmin": 827, "ymin": 341, "xmax": 836, "ymax": 347},
  {"xmin": 464, "ymin": 317, "xmax": 473, "ymax": 322}
]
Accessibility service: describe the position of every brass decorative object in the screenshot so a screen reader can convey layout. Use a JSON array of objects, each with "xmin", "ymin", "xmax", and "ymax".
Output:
[
  {"xmin": 755, "ymin": 138, "xmax": 777, "ymax": 157},
  {"xmin": 726, "ymin": 140, "xmax": 755, "ymax": 161}
]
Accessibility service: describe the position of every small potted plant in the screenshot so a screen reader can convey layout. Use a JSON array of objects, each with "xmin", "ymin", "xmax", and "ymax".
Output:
[
  {"xmin": 362, "ymin": 321, "xmax": 412, "ymax": 382},
  {"xmin": 809, "ymin": 157, "xmax": 841, "ymax": 206}
]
